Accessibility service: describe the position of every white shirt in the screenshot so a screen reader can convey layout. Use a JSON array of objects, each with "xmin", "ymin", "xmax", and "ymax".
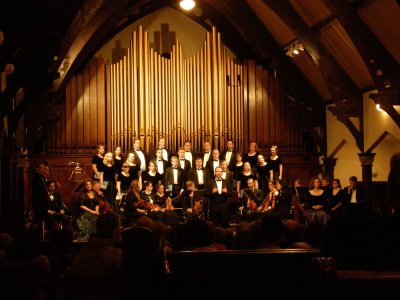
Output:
[
  {"xmin": 157, "ymin": 160, "xmax": 164, "ymax": 175},
  {"xmin": 173, "ymin": 168, "xmax": 178, "ymax": 184},
  {"xmin": 222, "ymin": 171, "xmax": 227, "ymax": 180},
  {"xmin": 180, "ymin": 159, "xmax": 186, "ymax": 170},
  {"xmin": 203, "ymin": 152, "xmax": 210, "ymax": 167},
  {"xmin": 216, "ymin": 178, "xmax": 223, "ymax": 194},
  {"xmin": 135, "ymin": 149, "xmax": 146, "ymax": 172},
  {"xmin": 161, "ymin": 149, "xmax": 168, "ymax": 161},
  {"xmin": 225, "ymin": 151, "xmax": 233, "ymax": 165},
  {"xmin": 197, "ymin": 168, "xmax": 204, "ymax": 185},
  {"xmin": 213, "ymin": 160, "xmax": 219, "ymax": 172},
  {"xmin": 350, "ymin": 189, "xmax": 357, "ymax": 203},
  {"xmin": 185, "ymin": 151, "xmax": 193, "ymax": 167}
]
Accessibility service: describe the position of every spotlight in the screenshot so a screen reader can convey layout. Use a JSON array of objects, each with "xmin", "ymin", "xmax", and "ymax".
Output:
[
  {"xmin": 285, "ymin": 41, "xmax": 304, "ymax": 57},
  {"xmin": 180, "ymin": 0, "xmax": 195, "ymax": 11}
]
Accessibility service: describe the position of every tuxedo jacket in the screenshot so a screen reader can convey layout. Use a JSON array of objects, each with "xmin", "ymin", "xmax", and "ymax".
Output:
[
  {"xmin": 131, "ymin": 148, "xmax": 147, "ymax": 171},
  {"xmin": 184, "ymin": 151, "xmax": 196, "ymax": 168},
  {"xmin": 221, "ymin": 150, "xmax": 237, "ymax": 172},
  {"xmin": 149, "ymin": 148, "xmax": 170, "ymax": 162},
  {"xmin": 206, "ymin": 159, "xmax": 222, "ymax": 178},
  {"xmin": 178, "ymin": 158, "xmax": 192, "ymax": 180},
  {"xmin": 344, "ymin": 184, "xmax": 366, "ymax": 204},
  {"xmin": 205, "ymin": 178, "xmax": 229, "ymax": 201},
  {"xmin": 151, "ymin": 158, "xmax": 169, "ymax": 176},
  {"xmin": 201, "ymin": 151, "xmax": 212, "ymax": 168},
  {"xmin": 222, "ymin": 170, "xmax": 235, "ymax": 193},
  {"xmin": 164, "ymin": 166, "xmax": 185, "ymax": 190},
  {"xmin": 188, "ymin": 167, "xmax": 211, "ymax": 188}
]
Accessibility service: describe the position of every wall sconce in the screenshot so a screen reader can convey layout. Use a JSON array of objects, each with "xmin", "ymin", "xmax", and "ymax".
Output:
[
  {"xmin": 227, "ymin": 74, "xmax": 241, "ymax": 87},
  {"xmin": 285, "ymin": 41, "xmax": 304, "ymax": 57},
  {"xmin": 180, "ymin": 0, "xmax": 195, "ymax": 11}
]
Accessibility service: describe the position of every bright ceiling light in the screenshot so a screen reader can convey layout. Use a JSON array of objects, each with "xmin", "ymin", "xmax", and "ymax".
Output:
[{"xmin": 180, "ymin": 0, "xmax": 195, "ymax": 11}]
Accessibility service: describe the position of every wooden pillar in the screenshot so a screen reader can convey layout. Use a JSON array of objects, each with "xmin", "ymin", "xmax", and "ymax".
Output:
[
  {"xmin": 322, "ymin": 157, "xmax": 337, "ymax": 180},
  {"xmin": 358, "ymin": 152, "xmax": 376, "ymax": 211}
]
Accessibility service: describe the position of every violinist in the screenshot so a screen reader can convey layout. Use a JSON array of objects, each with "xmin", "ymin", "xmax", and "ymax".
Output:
[
  {"xmin": 124, "ymin": 179, "xmax": 147, "ymax": 224},
  {"xmin": 238, "ymin": 178, "xmax": 263, "ymax": 221},
  {"xmin": 141, "ymin": 181, "xmax": 163, "ymax": 222},
  {"xmin": 153, "ymin": 182, "xmax": 180, "ymax": 226},
  {"xmin": 259, "ymin": 180, "xmax": 279, "ymax": 213}
]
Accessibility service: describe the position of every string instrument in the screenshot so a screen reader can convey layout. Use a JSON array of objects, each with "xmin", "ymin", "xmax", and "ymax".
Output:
[
  {"xmin": 291, "ymin": 186, "xmax": 313, "ymax": 224},
  {"xmin": 242, "ymin": 189, "xmax": 258, "ymax": 210},
  {"xmin": 97, "ymin": 193, "xmax": 113, "ymax": 214},
  {"xmin": 260, "ymin": 191, "xmax": 277, "ymax": 212},
  {"xmin": 137, "ymin": 193, "xmax": 160, "ymax": 211}
]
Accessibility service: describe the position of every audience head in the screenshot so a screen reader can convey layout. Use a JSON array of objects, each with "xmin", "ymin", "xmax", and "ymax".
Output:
[
  {"xmin": 261, "ymin": 214, "xmax": 283, "ymax": 243},
  {"xmin": 349, "ymin": 176, "xmax": 358, "ymax": 188},
  {"xmin": 96, "ymin": 213, "xmax": 120, "ymax": 240},
  {"xmin": 321, "ymin": 177, "xmax": 330, "ymax": 187},
  {"xmin": 332, "ymin": 178, "xmax": 341, "ymax": 189},
  {"xmin": 309, "ymin": 177, "xmax": 321, "ymax": 189},
  {"xmin": 183, "ymin": 219, "xmax": 212, "ymax": 248}
]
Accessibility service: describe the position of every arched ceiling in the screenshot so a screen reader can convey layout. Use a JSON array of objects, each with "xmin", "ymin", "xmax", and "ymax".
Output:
[{"xmin": 1, "ymin": 0, "xmax": 400, "ymax": 152}]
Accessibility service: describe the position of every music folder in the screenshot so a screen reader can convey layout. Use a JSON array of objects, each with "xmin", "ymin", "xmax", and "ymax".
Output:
[
  {"xmin": 193, "ymin": 189, "xmax": 205, "ymax": 202},
  {"xmin": 242, "ymin": 189, "xmax": 256, "ymax": 200}
]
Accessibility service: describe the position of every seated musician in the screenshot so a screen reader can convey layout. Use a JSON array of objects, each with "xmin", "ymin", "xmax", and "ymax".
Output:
[
  {"xmin": 238, "ymin": 178, "xmax": 263, "ymax": 221},
  {"xmin": 124, "ymin": 179, "xmax": 147, "ymax": 225},
  {"xmin": 45, "ymin": 180, "xmax": 70, "ymax": 234},
  {"xmin": 153, "ymin": 182, "xmax": 180, "ymax": 226},
  {"xmin": 141, "ymin": 181, "xmax": 163, "ymax": 222},
  {"xmin": 92, "ymin": 181, "xmax": 114, "ymax": 215},
  {"xmin": 78, "ymin": 180, "xmax": 99, "ymax": 241},
  {"xmin": 172, "ymin": 181, "xmax": 203, "ymax": 221}
]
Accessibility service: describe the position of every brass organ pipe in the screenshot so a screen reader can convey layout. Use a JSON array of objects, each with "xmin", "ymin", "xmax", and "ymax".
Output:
[
  {"xmin": 144, "ymin": 30, "xmax": 150, "ymax": 152},
  {"xmin": 123, "ymin": 56, "xmax": 128, "ymax": 151},
  {"xmin": 132, "ymin": 30, "xmax": 138, "ymax": 144}
]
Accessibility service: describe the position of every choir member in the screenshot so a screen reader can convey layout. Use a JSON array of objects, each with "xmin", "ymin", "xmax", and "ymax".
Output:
[
  {"xmin": 92, "ymin": 144, "xmax": 105, "ymax": 181},
  {"xmin": 267, "ymin": 145, "xmax": 283, "ymax": 181},
  {"xmin": 221, "ymin": 139, "xmax": 236, "ymax": 172}
]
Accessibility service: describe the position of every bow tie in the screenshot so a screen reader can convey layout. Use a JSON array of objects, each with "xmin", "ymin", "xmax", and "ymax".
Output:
[
  {"xmin": 197, "ymin": 168, "xmax": 202, "ymax": 171},
  {"xmin": 158, "ymin": 159, "xmax": 163, "ymax": 161},
  {"xmin": 180, "ymin": 159, "xmax": 185, "ymax": 161},
  {"xmin": 185, "ymin": 151, "xmax": 190, "ymax": 153},
  {"xmin": 227, "ymin": 150, "xmax": 232, "ymax": 152},
  {"xmin": 213, "ymin": 159, "xmax": 219, "ymax": 161},
  {"xmin": 216, "ymin": 179, "xmax": 222, "ymax": 182},
  {"xmin": 205, "ymin": 151, "xmax": 210, "ymax": 153}
]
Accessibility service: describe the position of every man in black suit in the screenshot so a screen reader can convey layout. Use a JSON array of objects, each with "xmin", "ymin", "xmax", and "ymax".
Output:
[
  {"xmin": 344, "ymin": 176, "xmax": 367, "ymax": 214},
  {"xmin": 177, "ymin": 147, "xmax": 191, "ymax": 182},
  {"xmin": 152, "ymin": 148, "xmax": 168, "ymax": 177},
  {"xmin": 164, "ymin": 156, "xmax": 185, "ymax": 197},
  {"xmin": 220, "ymin": 160, "xmax": 234, "ymax": 193},
  {"xmin": 183, "ymin": 141, "xmax": 196, "ymax": 168},
  {"xmin": 206, "ymin": 149, "xmax": 221, "ymax": 178},
  {"xmin": 32, "ymin": 162, "xmax": 49, "ymax": 223},
  {"xmin": 188, "ymin": 157, "xmax": 210, "ymax": 190},
  {"xmin": 221, "ymin": 140, "xmax": 236, "ymax": 172},
  {"xmin": 205, "ymin": 166, "xmax": 230, "ymax": 228},
  {"xmin": 202, "ymin": 141, "xmax": 212, "ymax": 168},
  {"xmin": 131, "ymin": 139, "xmax": 147, "ymax": 172},
  {"xmin": 149, "ymin": 137, "xmax": 170, "ymax": 162}
]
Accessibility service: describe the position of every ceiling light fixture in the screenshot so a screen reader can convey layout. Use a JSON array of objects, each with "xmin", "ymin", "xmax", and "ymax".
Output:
[
  {"xmin": 285, "ymin": 40, "xmax": 305, "ymax": 58},
  {"xmin": 180, "ymin": 0, "xmax": 195, "ymax": 11}
]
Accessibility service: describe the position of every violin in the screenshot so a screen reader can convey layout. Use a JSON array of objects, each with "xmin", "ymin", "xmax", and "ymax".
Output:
[
  {"xmin": 165, "ymin": 197, "xmax": 175, "ymax": 211},
  {"xmin": 260, "ymin": 191, "xmax": 277, "ymax": 212}
]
